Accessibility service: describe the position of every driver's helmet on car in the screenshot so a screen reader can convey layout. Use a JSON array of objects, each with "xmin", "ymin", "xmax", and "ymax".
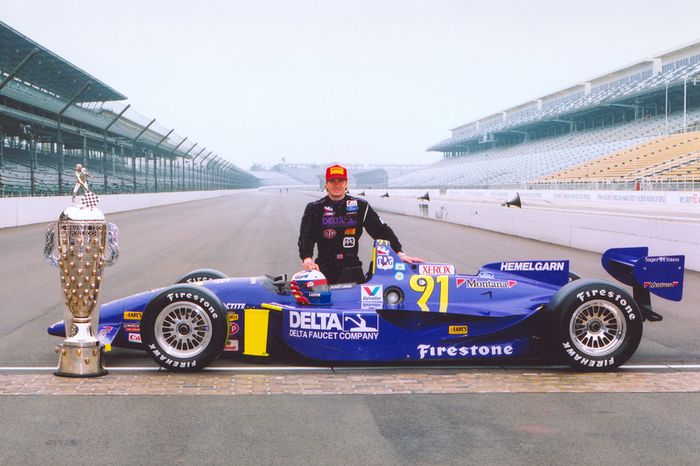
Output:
[{"xmin": 290, "ymin": 270, "xmax": 331, "ymax": 306}]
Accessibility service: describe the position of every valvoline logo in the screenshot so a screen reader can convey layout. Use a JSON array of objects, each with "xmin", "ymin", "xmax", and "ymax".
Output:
[{"xmin": 360, "ymin": 284, "xmax": 383, "ymax": 309}]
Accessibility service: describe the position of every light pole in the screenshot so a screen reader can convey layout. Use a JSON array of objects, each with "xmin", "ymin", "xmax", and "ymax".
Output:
[
  {"xmin": 665, "ymin": 80, "xmax": 669, "ymax": 135},
  {"xmin": 683, "ymin": 73, "xmax": 688, "ymax": 133}
]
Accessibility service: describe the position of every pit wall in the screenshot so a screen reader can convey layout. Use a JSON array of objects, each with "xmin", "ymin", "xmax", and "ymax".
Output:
[
  {"xmin": 0, "ymin": 190, "xmax": 249, "ymax": 229},
  {"xmin": 3, "ymin": 187, "xmax": 697, "ymax": 271},
  {"xmin": 340, "ymin": 189, "xmax": 700, "ymax": 271}
]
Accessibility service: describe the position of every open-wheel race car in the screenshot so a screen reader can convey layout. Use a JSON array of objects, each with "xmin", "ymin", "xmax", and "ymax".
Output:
[{"xmin": 48, "ymin": 240, "xmax": 684, "ymax": 372}]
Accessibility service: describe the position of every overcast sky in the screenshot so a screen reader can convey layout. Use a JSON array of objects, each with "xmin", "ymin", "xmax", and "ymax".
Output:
[{"xmin": 3, "ymin": 1, "xmax": 700, "ymax": 170}]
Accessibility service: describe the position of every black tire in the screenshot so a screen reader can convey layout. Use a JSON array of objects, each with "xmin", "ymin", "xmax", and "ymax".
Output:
[
  {"xmin": 141, "ymin": 285, "xmax": 229, "ymax": 371},
  {"xmin": 547, "ymin": 279, "xmax": 643, "ymax": 371},
  {"xmin": 176, "ymin": 268, "xmax": 227, "ymax": 284}
]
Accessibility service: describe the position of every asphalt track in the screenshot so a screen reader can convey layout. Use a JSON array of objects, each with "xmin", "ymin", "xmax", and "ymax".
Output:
[{"xmin": 1, "ymin": 190, "xmax": 698, "ymax": 465}]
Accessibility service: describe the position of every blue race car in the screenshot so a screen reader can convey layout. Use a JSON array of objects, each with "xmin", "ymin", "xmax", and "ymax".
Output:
[{"xmin": 48, "ymin": 241, "xmax": 684, "ymax": 372}]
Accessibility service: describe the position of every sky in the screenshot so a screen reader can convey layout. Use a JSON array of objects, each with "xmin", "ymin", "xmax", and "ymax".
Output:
[{"xmin": 3, "ymin": 0, "xmax": 700, "ymax": 170}]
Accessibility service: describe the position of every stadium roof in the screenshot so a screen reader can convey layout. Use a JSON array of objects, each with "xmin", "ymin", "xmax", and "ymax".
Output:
[
  {"xmin": 0, "ymin": 20, "xmax": 126, "ymax": 103},
  {"xmin": 430, "ymin": 38, "xmax": 700, "ymax": 152}
]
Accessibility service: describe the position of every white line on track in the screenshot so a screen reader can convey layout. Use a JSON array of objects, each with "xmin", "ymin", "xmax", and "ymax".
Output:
[
  {"xmin": 1, "ymin": 364, "xmax": 700, "ymax": 372},
  {"xmin": 0, "ymin": 366, "xmax": 332, "ymax": 372}
]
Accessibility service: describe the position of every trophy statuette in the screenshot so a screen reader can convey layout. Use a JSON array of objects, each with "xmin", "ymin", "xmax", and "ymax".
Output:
[{"xmin": 44, "ymin": 165, "xmax": 118, "ymax": 377}]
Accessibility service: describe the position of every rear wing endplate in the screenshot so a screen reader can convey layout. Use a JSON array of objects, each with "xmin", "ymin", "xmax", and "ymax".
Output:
[{"xmin": 601, "ymin": 247, "xmax": 685, "ymax": 321}]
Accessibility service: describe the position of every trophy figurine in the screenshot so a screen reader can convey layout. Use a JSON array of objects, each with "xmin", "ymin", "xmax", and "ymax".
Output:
[{"xmin": 44, "ymin": 164, "xmax": 119, "ymax": 377}]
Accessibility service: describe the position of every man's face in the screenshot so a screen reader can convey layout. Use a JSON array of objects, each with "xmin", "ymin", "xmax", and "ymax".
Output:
[{"xmin": 326, "ymin": 178, "xmax": 347, "ymax": 200}]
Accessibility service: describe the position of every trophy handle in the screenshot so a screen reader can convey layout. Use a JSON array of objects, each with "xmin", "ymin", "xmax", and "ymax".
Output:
[
  {"xmin": 43, "ymin": 222, "xmax": 59, "ymax": 267},
  {"xmin": 104, "ymin": 222, "xmax": 119, "ymax": 267}
]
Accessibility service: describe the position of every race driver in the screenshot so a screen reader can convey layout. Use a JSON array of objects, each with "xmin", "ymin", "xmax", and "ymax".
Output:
[{"xmin": 298, "ymin": 164, "xmax": 423, "ymax": 284}]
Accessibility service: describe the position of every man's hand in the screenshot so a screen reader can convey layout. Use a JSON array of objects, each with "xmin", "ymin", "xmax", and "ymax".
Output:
[
  {"xmin": 398, "ymin": 252, "xmax": 424, "ymax": 264},
  {"xmin": 302, "ymin": 257, "xmax": 319, "ymax": 271}
]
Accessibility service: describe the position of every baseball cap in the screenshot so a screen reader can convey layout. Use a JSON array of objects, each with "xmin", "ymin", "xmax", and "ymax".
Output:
[{"xmin": 325, "ymin": 164, "xmax": 348, "ymax": 181}]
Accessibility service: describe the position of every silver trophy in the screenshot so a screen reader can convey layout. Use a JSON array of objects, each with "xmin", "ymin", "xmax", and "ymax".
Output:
[{"xmin": 44, "ymin": 165, "xmax": 118, "ymax": 377}]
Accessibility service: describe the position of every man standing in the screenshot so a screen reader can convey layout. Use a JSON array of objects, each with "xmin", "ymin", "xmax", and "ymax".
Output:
[{"xmin": 298, "ymin": 164, "xmax": 422, "ymax": 284}]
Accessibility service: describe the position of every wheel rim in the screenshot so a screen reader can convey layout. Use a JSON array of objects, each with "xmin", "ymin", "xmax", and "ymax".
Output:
[
  {"xmin": 154, "ymin": 302, "xmax": 213, "ymax": 359},
  {"xmin": 386, "ymin": 291, "xmax": 401, "ymax": 304},
  {"xmin": 569, "ymin": 299, "xmax": 626, "ymax": 357}
]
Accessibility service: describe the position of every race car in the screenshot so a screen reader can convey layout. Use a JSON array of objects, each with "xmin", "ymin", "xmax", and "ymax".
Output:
[{"xmin": 48, "ymin": 240, "xmax": 684, "ymax": 372}]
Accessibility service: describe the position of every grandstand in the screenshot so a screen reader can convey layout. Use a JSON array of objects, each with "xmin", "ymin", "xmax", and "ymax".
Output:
[
  {"xmin": 269, "ymin": 163, "xmax": 426, "ymax": 188},
  {"xmin": 0, "ymin": 20, "xmax": 258, "ymax": 197},
  {"xmin": 271, "ymin": 163, "xmax": 324, "ymax": 186},
  {"xmin": 397, "ymin": 39, "xmax": 700, "ymax": 190},
  {"xmin": 353, "ymin": 168, "xmax": 388, "ymax": 188},
  {"xmin": 249, "ymin": 169, "xmax": 308, "ymax": 186},
  {"xmin": 536, "ymin": 132, "xmax": 700, "ymax": 184}
]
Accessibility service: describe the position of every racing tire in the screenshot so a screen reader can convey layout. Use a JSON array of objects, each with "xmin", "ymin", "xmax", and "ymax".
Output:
[
  {"xmin": 547, "ymin": 279, "xmax": 643, "ymax": 371},
  {"xmin": 176, "ymin": 268, "xmax": 227, "ymax": 284},
  {"xmin": 141, "ymin": 285, "xmax": 229, "ymax": 371}
]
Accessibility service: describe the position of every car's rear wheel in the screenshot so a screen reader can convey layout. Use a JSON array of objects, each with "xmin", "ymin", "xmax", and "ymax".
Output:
[
  {"xmin": 175, "ymin": 268, "xmax": 227, "ymax": 284},
  {"xmin": 141, "ymin": 285, "xmax": 228, "ymax": 371},
  {"xmin": 547, "ymin": 279, "xmax": 643, "ymax": 371}
]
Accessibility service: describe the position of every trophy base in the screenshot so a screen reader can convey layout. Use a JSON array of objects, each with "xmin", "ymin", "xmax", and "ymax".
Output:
[{"xmin": 55, "ymin": 341, "xmax": 108, "ymax": 378}]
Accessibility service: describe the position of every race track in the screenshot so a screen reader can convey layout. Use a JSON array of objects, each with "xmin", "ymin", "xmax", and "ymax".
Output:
[
  {"xmin": 0, "ymin": 190, "xmax": 698, "ymax": 465},
  {"xmin": 1, "ymin": 190, "xmax": 697, "ymax": 368}
]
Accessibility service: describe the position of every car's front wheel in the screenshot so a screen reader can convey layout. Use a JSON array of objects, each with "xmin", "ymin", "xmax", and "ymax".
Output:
[
  {"xmin": 547, "ymin": 279, "xmax": 643, "ymax": 371},
  {"xmin": 141, "ymin": 285, "xmax": 228, "ymax": 371}
]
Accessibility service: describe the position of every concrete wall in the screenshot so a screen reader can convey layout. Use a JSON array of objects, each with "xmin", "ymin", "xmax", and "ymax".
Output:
[
  {"xmin": 4, "ymin": 187, "xmax": 697, "ymax": 270},
  {"xmin": 0, "ymin": 190, "xmax": 251, "ymax": 229},
  {"xmin": 350, "ymin": 189, "xmax": 700, "ymax": 271}
]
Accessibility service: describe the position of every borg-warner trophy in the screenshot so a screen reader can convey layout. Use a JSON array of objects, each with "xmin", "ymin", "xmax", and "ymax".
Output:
[{"xmin": 44, "ymin": 164, "xmax": 118, "ymax": 377}]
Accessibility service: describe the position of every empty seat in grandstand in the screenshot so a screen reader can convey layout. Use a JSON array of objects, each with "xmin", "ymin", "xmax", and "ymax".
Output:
[
  {"xmin": 655, "ymin": 156, "xmax": 700, "ymax": 181},
  {"xmin": 538, "ymin": 132, "xmax": 700, "ymax": 183}
]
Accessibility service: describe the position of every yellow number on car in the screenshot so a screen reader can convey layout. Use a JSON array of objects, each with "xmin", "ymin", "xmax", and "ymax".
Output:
[
  {"xmin": 409, "ymin": 275, "xmax": 449, "ymax": 313},
  {"xmin": 436, "ymin": 275, "xmax": 449, "ymax": 313}
]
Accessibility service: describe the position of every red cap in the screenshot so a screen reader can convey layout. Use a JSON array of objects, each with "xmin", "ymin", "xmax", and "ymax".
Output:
[{"xmin": 325, "ymin": 164, "xmax": 348, "ymax": 181}]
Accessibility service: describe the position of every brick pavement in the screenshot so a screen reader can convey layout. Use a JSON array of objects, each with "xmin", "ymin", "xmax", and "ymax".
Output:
[{"xmin": 0, "ymin": 369, "xmax": 699, "ymax": 395}]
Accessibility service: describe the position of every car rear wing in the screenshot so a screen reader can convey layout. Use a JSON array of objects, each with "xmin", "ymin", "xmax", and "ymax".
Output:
[{"xmin": 601, "ymin": 247, "xmax": 685, "ymax": 321}]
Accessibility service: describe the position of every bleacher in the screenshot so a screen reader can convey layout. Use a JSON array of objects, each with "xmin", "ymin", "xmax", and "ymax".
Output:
[
  {"xmin": 419, "ymin": 39, "xmax": 700, "ymax": 191},
  {"xmin": 249, "ymin": 170, "xmax": 307, "ymax": 186},
  {"xmin": 656, "ymin": 155, "xmax": 700, "ymax": 181},
  {"xmin": 431, "ymin": 59, "xmax": 700, "ymax": 153},
  {"xmin": 271, "ymin": 164, "xmax": 323, "ymax": 186},
  {"xmin": 0, "ymin": 142, "xmax": 210, "ymax": 196},
  {"xmin": 538, "ymin": 132, "xmax": 700, "ymax": 183},
  {"xmin": 267, "ymin": 163, "xmax": 426, "ymax": 188},
  {"xmin": 392, "ymin": 111, "xmax": 700, "ymax": 188},
  {"xmin": 0, "ymin": 20, "xmax": 259, "ymax": 198}
]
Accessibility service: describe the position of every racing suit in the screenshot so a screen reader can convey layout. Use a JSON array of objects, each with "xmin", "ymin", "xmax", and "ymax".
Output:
[{"xmin": 298, "ymin": 195, "xmax": 402, "ymax": 284}]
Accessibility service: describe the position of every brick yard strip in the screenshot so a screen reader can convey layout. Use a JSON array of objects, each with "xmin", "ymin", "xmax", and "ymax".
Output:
[{"xmin": 0, "ymin": 369, "xmax": 699, "ymax": 395}]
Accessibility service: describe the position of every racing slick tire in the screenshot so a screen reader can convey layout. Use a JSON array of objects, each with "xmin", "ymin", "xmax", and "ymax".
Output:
[
  {"xmin": 176, "ymin": 268, "xmax": 227, "ymax": 284},
  {"xmin": 547, "ymin": 279, "xmax": 643, "ymax": 371},
  {"xmin": 141, "ymin": 285, "xmax": 229, "ymax": 371}
]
